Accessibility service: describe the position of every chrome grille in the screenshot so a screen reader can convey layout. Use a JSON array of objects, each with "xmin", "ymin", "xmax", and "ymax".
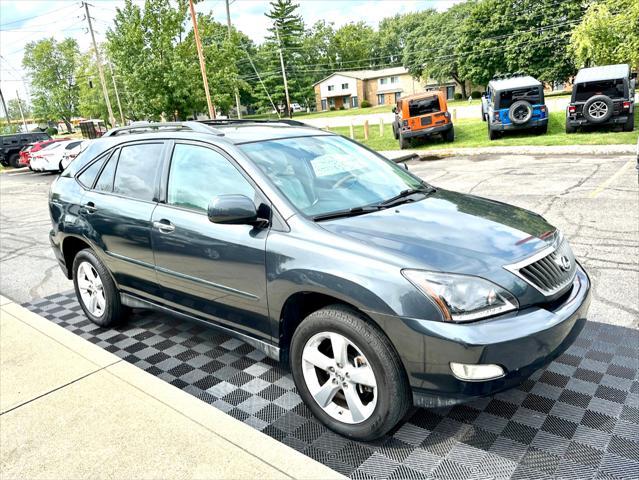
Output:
[{"xmin": 505, "ymin": 235, "xmax": 577, "ymax": 296}]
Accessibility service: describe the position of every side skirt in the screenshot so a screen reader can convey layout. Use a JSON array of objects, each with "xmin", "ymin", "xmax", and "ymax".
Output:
[{"xmin": 120, "ymin": 293, "xmax": 281, "ymax": 361}]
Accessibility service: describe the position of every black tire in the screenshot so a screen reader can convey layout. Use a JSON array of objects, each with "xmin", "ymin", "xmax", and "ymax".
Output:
[
  {"xmin": 583, "ymin": 95, "xmax": 613, "ymax": 123},
  {"xmin": 443, "ymin": 126, "xmax": 455, "ymax": 142},
  {"xmin": 508, "ymin": 100, "xmax": 533, "ymax": 125},
  {"xmin": 72, "ymin": 249, "xmax": 127, "ymax": 327},
  {"xmin": 392, "ymin": 123, "xmax": 399, "ymax": 140},
  {"xmin": 8, "ymin": 153, "xmax": 20, "ymax": 168},
  {"xmin": 399, "ymin": 132, "xmax": 410, "ymax": 150},
  {"xmin": 623, "ymin": 113, "xmax": 635, "ymax": 132},
  {"xmin": 488, "ymin": 123, "xmax": 499, "ymax": 141},
  {"xmin": 290, "ymin": 305, "xmax": 412, "ymax": 441},
  {"xmin": 565, "ymin": 119, "xmax": 577, "ymax": 134},
  {"xmin": 537, "ymin": 124, "xmax": 548, "ymax": 135}
]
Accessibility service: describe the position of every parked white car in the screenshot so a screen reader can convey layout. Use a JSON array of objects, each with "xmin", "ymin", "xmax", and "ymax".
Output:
[
  {"xmin": 30, "ymin": 140, "xmax": 85, "ymax": 172},
  {"xmin": 60, "ymin": 140, "xmax": 89, "ymax": 171}
]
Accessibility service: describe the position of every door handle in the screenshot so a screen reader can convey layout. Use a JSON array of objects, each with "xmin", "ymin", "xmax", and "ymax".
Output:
[
  {"xmin": 153, "ymin": 220, "xmax": 175, "ymax": 234},
  {"xmin": 82, "ymin": 201, "xmax": 97, "ymax": 213}
]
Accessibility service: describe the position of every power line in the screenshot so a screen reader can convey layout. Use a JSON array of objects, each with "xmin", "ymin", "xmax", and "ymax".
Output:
[{"xmin": 0, "ymin": 4, "xmax": 80, "ymax": 28}]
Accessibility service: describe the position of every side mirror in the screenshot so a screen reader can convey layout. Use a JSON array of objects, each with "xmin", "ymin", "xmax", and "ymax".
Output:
[
  {"xmin": 392, "ymin": 107, "xmax": 397, "ymax": 114},
  {"xmin": 208, "ymin": 194, "xmax": 258, "ymax": 225}
]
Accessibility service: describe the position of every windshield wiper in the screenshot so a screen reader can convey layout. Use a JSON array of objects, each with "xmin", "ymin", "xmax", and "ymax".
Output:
[
  {"xmin": 378, "ymin": 185, "xmax": 436, "ymax": 207},
  {"xmin": 312, "ymin": 205, "xmax": 381, "ymax": 222}
]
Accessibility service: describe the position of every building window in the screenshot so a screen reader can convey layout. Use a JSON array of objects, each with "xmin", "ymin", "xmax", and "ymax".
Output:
[
  {"xmin": 377, "ymin": 93, "xmax": 385, "ymax": 105},
  {"xmin": 321, "ymin": 99, "xmax": 327, "ymax": 111},
  {"xmin": 394, "ymin": 92, "xmax": 402, "ymax": 102},
  {"xmin": 343, "ymin": 96, "xmax": 350, "ymax": 107},
  {"xmin": 380, "ymin": 78, "xmax": 387, "ymax": 85},
  {"xmin": 351, "ymin": 96, "xmax": 358, "ymax": 108},
  {"xmin": 341, "ymin": 83, "xmax": 348, "ymax": 89},
  {"xmin": 329, "ymin": 98, "xmax": 335, "ymax": 108},
  {"xmin": 327, "ymin": 85, "xmax": 334, "ymax": 91},
  {"xmin": 391, "ymin": 76, "xmax": 399, "ymax": 84}
]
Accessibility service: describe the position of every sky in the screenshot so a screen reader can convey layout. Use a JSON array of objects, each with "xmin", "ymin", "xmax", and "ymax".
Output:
[{"xmin": 0, "ymin": 0, "xmax": 457, "ymax": 104}]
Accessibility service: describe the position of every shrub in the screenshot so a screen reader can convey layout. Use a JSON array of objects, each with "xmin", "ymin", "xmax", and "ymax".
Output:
[
  {"xmin": 361, "ymin": 100, "xmax": 371, "ymax": 108},
  {"xmin": 45, "ymin": 127, "xmax": 58, "ymax": 136},
  {"xmin": 471, "ymin": 91, "xmax": 482, "ymax": 99},
  {"xmin": 454, "ymin": 93, "xmax": 463, "ymax": 100},
  {"xmin": 339, "ymin": 105, "xmax": 345, "ymax": 110},
  {"xmin": 329, "ymin": 106, "xmax": 336, "ymax": 111}
]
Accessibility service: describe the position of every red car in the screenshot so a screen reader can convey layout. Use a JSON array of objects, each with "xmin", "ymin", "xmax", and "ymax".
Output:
[{"xmin": 19, "ymin": 138, "xmax": 71, "ymax": 167}]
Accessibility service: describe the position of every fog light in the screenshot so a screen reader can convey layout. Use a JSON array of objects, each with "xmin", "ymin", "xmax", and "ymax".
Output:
[{"xmin": 450, "ymin": 362, "xmax": 505, "ymax": 381}]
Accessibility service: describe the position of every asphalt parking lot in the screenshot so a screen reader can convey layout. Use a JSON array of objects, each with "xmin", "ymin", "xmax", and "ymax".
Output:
[{"xmin": 1, "ymin": 152, "xmax": 637, "ymax": 327}]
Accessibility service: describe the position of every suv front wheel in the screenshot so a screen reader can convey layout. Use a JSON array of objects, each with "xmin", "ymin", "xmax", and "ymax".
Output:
[
  {"xmin": 290, "ymin": 305, "xmax": 412, "ymax": 440},
  {"xmin": 73, "ymin": 249, "xmax": 128, "ymax": 327}
]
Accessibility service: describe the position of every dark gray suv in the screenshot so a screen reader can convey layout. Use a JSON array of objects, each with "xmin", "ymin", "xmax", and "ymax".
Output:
[{"xmin": 49, "ymin": 120, "xmax": 591, "ymax": 440}]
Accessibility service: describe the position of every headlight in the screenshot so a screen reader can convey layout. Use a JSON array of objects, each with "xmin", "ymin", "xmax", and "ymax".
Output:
[{"xmin": 402, "ymin": 270, "xmax": 519, "ymax": 322}]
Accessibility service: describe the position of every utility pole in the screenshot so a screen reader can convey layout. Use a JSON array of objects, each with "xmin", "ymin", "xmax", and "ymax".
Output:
[
  {"xmin": 107, "ymin": 62, "xmax": 125, "ymax": 125},
  {"xmin": 83, "ymin": 2, "xmax": 116, "ymax": 127},
  {"xmin": 0, "ymin": 88, "xmax": 10, "ymax": 126},
  {"xmin": 275, "ymin": 24, "xmax": 291, "ymax": 118},
  {"xmin": 15, "ymin": 90, "xmax": 27, "ymax": 130},
  {"xmin": 225, "ymin": 0, "xmax": 242, "ymax": 119},
  {"xmin": 188, "ymin": 0, "xmax": 216, "ymax": 119}
]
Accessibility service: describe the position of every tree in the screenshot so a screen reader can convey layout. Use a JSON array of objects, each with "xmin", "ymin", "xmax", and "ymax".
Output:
[
  {"xmin": 76, "ymin": 49, "xmax": 118, "ymax": 123},
  {"xmin": 378, "ymin": 11, "xmax": 435, "ymax": 65},
  {"xmin": 6, "ymin": 98, "xmax": 31, "ymax": 122},
  {"xmin": 263, "ymin": 0, "xmax": 306, "ymax": 115},
  {"xmin": 403, "ymin": 6, "xmax": 470, "ymax": 97},
  {"xmin": 22, "ymin": 38, "xmax": 80, "ymax": 131},
  {"xmin": 457, "ymin": 0, "xmax": 583, "ymax": 86},
  {"xmin": 570, "ymin": 0, "xmax": 639, "ymax": 68},
  {"xmin": 331, "ymin": 22, "xmax": 376, "ymax": 70}
]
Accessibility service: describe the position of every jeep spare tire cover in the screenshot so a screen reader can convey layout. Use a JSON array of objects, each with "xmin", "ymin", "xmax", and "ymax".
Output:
[
  {"xmin": 508, "ymin": 100, "xmax": 533, "ymax": 124},
  {"xmin": 583, "ymin": 95, "xmax": 613, "ymax": 123}
]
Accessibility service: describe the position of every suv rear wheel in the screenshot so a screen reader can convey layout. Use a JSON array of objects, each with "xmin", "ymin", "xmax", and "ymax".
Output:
[
  {"xmin": 8, "ymin": 153, "xmax": 20, "ymax": 168},
  {"xmin": 508, "ymin": 100, "xmax": 533, "ymax": 125},
  {"xmin": 290, "ymin": 305, "xmax": 412, "ymax": 441},
  {"xmin": 443, "ymin": 126, "xmax": 455, "ymax": 142},
  {"xmin": 623, "ymin": 113, "xmax": 635, "ymax": 132},
  {"xmin": 73, "ymin": 249, "xmax": 128, "ymax": 327},
  {"xmin": 488, "ymin": 123, "xmax": 499, "ymax": 141},
  {"xmin": 399, "ymin": 132, "xmax": 410, "ymax": 150}
]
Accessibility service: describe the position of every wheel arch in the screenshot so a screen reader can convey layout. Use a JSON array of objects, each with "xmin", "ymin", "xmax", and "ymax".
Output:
[
  {"xmin": 277, "ymin": 291, "xmax": 382, "ymax": 363},
  {"xmin": 61, "ymin": 235, "xmax": 93, "ymax": 280}
]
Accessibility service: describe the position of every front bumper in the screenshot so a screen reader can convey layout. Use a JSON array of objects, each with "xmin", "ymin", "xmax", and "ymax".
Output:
[
  {"xmin": 401, "ymin": 122, "xmax": 452, "ymax": 139},
  {"xmin": 490, "ymin": 117, "xmax": 548, "ymax": 131},
  {"xmin": 406, "ymin": 265, "xmax": 590, "ymax": 407}
]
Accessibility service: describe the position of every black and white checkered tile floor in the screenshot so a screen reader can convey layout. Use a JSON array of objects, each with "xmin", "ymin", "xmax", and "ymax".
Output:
[{"xmin": 24, "ymin": 292, "xmax": 639, "ymax": 479}]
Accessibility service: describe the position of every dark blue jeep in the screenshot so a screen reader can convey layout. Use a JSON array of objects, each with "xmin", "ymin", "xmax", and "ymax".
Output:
[{"xmin": 481, "ymin": 75, "xmax": 548, "ymax": 140}]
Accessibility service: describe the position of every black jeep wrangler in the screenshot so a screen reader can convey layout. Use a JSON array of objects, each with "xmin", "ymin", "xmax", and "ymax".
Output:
[
  {"xmin": 566, "ymin": 64, "xmax": 635, "ymax": 133},
  {"xmin": 0, "ymin": 131, "xmax": 51, "ymax": 167}
]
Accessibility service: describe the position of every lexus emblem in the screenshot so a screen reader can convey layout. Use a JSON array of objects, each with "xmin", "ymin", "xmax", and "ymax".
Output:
[{"xmin": 556, "ymin": 255, "xmax": 571, "ymax": 271}]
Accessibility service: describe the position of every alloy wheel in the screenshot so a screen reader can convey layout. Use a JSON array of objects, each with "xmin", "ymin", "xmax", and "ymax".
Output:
[
  {"xmin": 588, "ymin": 101, "xmax": 608, "ymax": 119},
  {"xmin": 301, "ymin": 331, "xmax": 377, "ymax": 424},
  {"xmin": 77, "ymin": 261, "xmax": 106, "ymax": 317}
]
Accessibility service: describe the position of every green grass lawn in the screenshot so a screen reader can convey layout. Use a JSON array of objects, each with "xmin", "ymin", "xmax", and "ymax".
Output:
[{"xmin": 328, "ymin": 111, "xmax": 638, "ymax": 151}]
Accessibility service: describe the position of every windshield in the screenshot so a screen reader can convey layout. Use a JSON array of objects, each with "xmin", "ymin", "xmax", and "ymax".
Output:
[{"xmin": 239, "ymin": 135, "xmax": 424, "ymax": 217}]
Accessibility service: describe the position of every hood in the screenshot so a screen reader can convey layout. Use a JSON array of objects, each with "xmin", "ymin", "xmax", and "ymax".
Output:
[{"xmin": 319, "ymin": 189, "xmax": 556, "ymax": 274}]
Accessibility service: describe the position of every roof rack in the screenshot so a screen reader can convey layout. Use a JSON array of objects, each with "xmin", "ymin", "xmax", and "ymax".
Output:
[
  {"xmin": 199, "ymin": 118, "xmax": 312, "ymax": 128},
  {"xmin": 102, "ymin": 121, "xmax": 225, "ymax": 138},
  {"xmin": 491, "ymin": 72, "xmax": 527, "ymax": 81}
]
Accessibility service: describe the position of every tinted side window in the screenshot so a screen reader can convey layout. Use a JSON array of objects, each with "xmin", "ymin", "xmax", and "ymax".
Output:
[
  {"xmin": 167, "ymin": 144, "xmax": 254, "ymax": 212},
  {"xmin": 77, "ymin": 156, "xmax": 107, "ymax": 189},
  {"xmin": 113, "ymin": 143, "xmax": 163, "ymax": 201},
  {"xmin": 94, "ymin": 153, "xmax": 117, "ymax": 192}
]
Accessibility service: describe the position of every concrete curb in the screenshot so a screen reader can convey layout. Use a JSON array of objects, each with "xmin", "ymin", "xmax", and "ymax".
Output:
[
  {"xmin": 0, "ymin": 295, "xmax": 344, "ymax": 480},
  {"xmin": 381, "ymin": 143, "xmax": 638, "ymax": 160}
]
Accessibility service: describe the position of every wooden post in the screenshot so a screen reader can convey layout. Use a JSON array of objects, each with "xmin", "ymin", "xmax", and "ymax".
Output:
[
  {"xmin": 364, "ymin": 120, "xmax": 369, "ymax": 140},
  {"xmin": 452, "ymin": 108, "xmax": 457, "ymax": 122},
  {"xmin": 188, "ymin": 0, "xmax": 216, "ymax": 119},
  {"xmin": 349, "ymin": 120, "xmax": 354, "ymax": 139},
  {"xmin": 379, "ymin": 118, "xmax": 384, "ymax": 136}
]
